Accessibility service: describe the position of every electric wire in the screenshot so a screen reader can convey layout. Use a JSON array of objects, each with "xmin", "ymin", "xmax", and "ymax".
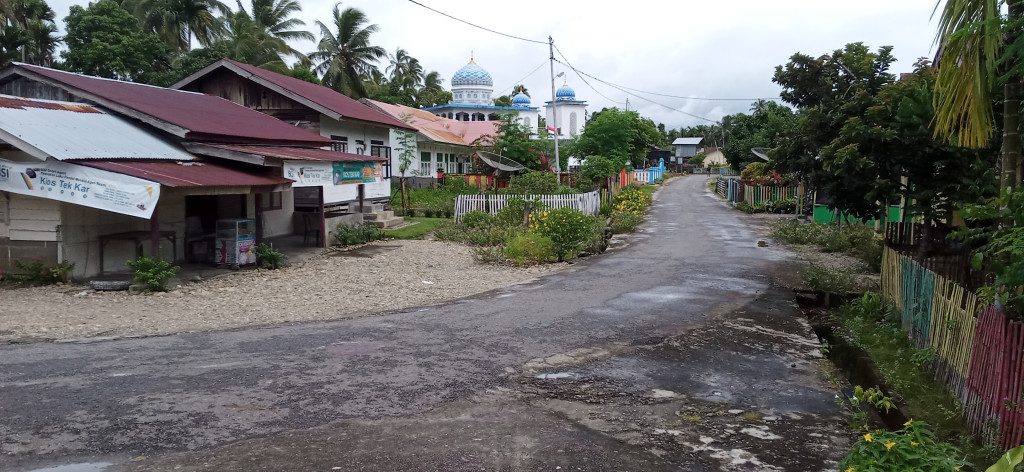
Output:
[
  {"xmin": 495, "ymin": 60, "xmax": 549, "ymax": 96},
  {"xmin": 552, "ymin": 58, "xmax": 717, "ymax": 123},
  {"xmin": 406, "ymin": 0, "xmax": 548, "ymax": 45},
  {"xmin": 551, "ymin": 43, "xmax": 626, "ymax": 106}
]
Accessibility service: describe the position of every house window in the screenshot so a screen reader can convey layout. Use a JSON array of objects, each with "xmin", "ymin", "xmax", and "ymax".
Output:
[
  {"xmin": 473, "ymin": 113, "xmax": 485, "ymax": 121},
  {"xmin": 488, "ymin": 113, "xmax": 499, "ymax": 121},
  {"xmin": 330, "ymin": 135, "xmax": 348, "ymax": 153},
  {"xmin": 371, "ymin": 144, "xmax": 392, "ymax": 179},
  {"xmin": 259, "ymin": 191, "xmax": 283, "ymax": 210},
  {"xmin": 420, "ymin": 151, "xmax": 432, "ymax": 175}
]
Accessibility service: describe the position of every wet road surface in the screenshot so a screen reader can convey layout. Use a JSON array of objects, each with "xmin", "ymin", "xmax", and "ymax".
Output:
[{"xmin": 1, "ymin": 176, "xmax": 849, "ymax": 471}]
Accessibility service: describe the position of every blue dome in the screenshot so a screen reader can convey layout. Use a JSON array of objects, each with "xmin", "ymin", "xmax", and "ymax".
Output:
[
  {"xmin": 555, "ymin": 82, "xmax": 576, "ymax": 101},
  {"xmin": 452, "ymin": 59, "xmax": 492, "ymax": 87},
  {"xmin": 511, "ymin": 92, "xmax": 530, "ymax": 106}
]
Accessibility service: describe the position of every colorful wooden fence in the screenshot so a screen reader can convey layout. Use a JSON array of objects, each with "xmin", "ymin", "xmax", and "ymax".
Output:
[
  {"xmin": 882, "ymin": 247, "xmax": 1024, "ymax": 448},
  {"xmin": 453, "ymin": 190, "xmax": 601, "ymax": 222},
  {"xmin": 742, "ymin": 184, "xmax": 799, "ymax": 206}
]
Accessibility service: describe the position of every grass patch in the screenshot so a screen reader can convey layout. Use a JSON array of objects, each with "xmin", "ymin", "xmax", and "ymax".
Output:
[
  {"xmin": 831, "ymin": 294, "xmax": 1000, "ymax": 468},
  {"xmin": 742, "ymin": 411, "xmax": 762, "ymax": 422},
  {"xmin": 769, "ymin": 220, "xmax": 883, "ymax": 271},
  {"xmin": 384, "ymin": 217, "xmax": 447, "ymax": 239},
  {"xmin": 640, "ymin": 184, "xmax": 657, "ymax": 197}
]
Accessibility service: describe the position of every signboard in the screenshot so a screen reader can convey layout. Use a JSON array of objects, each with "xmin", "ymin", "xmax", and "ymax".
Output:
[
  {"xmin": 0, "ymin": 158, "xmax": 160, "ymax": 219},
  {"xmin": 333, "ymin": 162, "xmax": 381, "ymax": 184},
  {"xmin": 283, "ymin": 161, "xmax": 333, "ymax": 187},
  {"xmin": 283, "ymin": 160, "xmax": 381, "ymax": 186}
]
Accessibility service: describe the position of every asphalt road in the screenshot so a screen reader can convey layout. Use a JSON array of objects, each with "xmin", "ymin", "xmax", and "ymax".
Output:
[{"xmin": 1, "ymin": 176, "xmax": 847, "ymax": 471}]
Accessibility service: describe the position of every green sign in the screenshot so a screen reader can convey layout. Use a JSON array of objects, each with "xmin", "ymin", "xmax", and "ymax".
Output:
[{"xmin": 332, "ymin": 162, "xmax": 381, "ymax": 184}]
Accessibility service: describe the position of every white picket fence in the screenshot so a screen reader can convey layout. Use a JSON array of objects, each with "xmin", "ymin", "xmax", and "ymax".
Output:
[{"xmin": 454, "ymin": 190, "xmax": 601, "ymax": 222}]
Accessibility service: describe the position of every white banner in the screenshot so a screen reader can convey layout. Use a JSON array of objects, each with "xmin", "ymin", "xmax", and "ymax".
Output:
[
  {"xmin": 0, "ymin": 159, "xmax": 160, "ymax": 219},
  {"xmin": 283, "ymin": 161, "xmax": 333, "ymax": 188}
]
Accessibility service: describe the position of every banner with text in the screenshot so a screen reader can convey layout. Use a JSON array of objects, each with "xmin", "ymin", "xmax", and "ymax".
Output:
[
  {"xmin": 0, "ymin": 159, "xmax": 160, "ymax": 219},
  {"xmin": 283, "ymin": 161, "xmax": 334, "ymax": 187},
  {"xmin": 333, "ymin": 162, "xmax": 382, "ymax": 184}
]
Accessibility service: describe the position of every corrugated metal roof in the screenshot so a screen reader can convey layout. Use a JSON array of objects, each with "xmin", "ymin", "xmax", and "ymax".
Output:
[
  {"xmin": 0, "ymin": 94, "xmax": 194, "ymax": 161},
  {"xmin": 673, "ymin": 137, "xmax": 704, "ymax": 145},
  {"xmin": 365, "ymin": 99, "xmax": 497, "ymax": 146},
  {"xmin": 76, "ymin": 160, "xmax": 292, "ymax": 187},
  {"xmin": 206, "ymin": 144, "xmax": 386, "ymax": 162},
  {"xmin": 9, "ymin": 63, "xmax": 332, "ymax": 146},
  {"xmin": 174, "ymin": 60, "xmax": 417, "ymax": 132}
]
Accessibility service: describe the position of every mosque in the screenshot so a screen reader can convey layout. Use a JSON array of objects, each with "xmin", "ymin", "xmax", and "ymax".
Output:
[{"xmin": 423, "ymin": 56, "xmax": 588, "ymax": 137}]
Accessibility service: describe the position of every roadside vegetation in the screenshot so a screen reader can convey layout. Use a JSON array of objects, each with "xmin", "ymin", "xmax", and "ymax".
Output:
[{"xmin": 769, "ymin": 220, "xmax": 883, "ymax": 271}]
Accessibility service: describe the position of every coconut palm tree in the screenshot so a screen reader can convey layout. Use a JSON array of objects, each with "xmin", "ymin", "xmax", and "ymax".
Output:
[
  {"xmin": 310, "ymin": 4, "xmax": 385, "ymax": 98},
  {"xmin": 217, "ymin": 8, "xmax": 288, "ymax": 70},
  {"xmin": 236, "ymin": 0, "xmax": 312, "ymax": 60},
  {"xmin": 933, "ymin": 0, "xmax": 1022, "ymax": 189},
  {"xmin": 123, "ymin": 0, "xmax": 228, "ymax": 51},
  {"xmin": 386, "ymin": 47, "xmax": 423, "ymax": 90},
  {"xmin": 4, "ymin": 0, "xmax": 58, "ymax": 65}
]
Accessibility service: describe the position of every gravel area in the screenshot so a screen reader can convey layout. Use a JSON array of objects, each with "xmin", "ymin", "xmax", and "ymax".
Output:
[{"xmin": 0, "ymin": 240, "xmax": 567, "ymax": 343}]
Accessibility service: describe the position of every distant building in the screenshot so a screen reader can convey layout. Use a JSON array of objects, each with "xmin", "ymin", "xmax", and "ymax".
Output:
[
  {"xmin": 672, "ymin": 137, "xmax": 704, "ymax": 164},
  {"xmin": 544, "ymin": 81, "xmax": 587, "ymax": 138}
]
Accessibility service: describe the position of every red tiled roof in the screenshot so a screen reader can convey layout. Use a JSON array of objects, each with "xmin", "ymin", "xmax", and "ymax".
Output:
[
  {"xmin": 207, "ymin": 144, "xmax": 386, "ymax": 162},
  {"xmin": 192, "ymin": 60, "xmax": 417, "ymax": 132},
  {"xmin": 10, "ymin": 64, "xmax": 331, "ymax": 146},
  {"xmin": 76, "ymin": 160, "xmax": 292, "ymax": 187}
]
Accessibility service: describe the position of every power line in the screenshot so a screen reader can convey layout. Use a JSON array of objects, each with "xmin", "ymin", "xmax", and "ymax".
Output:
[
  {"xmin": 552, "ymin": 58, "xmax": 717, "ymax": 123},
  {"xmin": 495, "ymin": 60, "xmax": 549, "ymax": 96},
  {"xmin": 406, "ymin": 0, "xmax": 548, "ymax": 45},
  {"xmin": 552, "ymin": 43, "xmax": 626, "ymax": 106}
]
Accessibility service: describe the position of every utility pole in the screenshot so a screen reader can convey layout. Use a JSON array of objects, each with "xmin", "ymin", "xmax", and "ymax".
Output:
[{"xmin": 549, "ymin": 36, "xmax": 560, "ymax": 173}]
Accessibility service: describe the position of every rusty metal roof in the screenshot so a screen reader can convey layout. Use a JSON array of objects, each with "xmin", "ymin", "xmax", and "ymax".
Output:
[
  {"xmin": 206, "ymin": 144, "xmax": 386, "ymax": 162},
  {"xmin": 6, "ymin": 63, "xmax": 332, "ymax": 146},
  {"xmin": 0, "ymin": 94, "xmax": 194, "ymax": 161},
  {"xmin": 172, "ymin": 59, "xmax": 418, "ymax": 132},
  {"xmin": 76, "ymin": 160, "xmax": 292, "ymax": 188}
]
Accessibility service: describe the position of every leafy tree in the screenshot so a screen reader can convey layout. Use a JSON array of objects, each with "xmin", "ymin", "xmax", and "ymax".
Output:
[
  {"xmin": 580, "ymin": 155, "xmax": 617, "ymax": 187},
  {"xmin": 310, "ymin": 3, "xmax": 385, "ymax": 98},
  {"xmin": 474, "ymin": 112, "xmax": 547, "ymax": 171},
  {"xmin": 575, "ymin": 107, "xmax": 660, "ymax": 169},
  {"xmin": 493, "ymin": 95, "xmax": 512, "ymax": 106},
  {"xmin": 146, "ymin": 45, "xmax": 223, "ymax": 86},
  {"xmin": 394, "ymin": 113, "xmax": 416, "ymax": 210},
  {"xmin": 512, "ymin": 84, "xmax": 528, "ymax": 96},
  {"xmin": 721, "ymin": 101, "xmax": 795, "ymax": 171},
  {"xmin": 0, "ymin": 0, "xmax": 60, "ymax": 66},
  {"xmin": 415, "ymin": 70, "xmax": 450, "ymax": 107},
  {"xmin": 62, "ymin": 0, "xmax": 169, "ymax": 82},
  {"xmin": 286, "ymin": 66, "xmax": 320, "ymax": 84},
  {"xmin": 772, "ymin": 42, "xmax": 897, "ymax": 220}
]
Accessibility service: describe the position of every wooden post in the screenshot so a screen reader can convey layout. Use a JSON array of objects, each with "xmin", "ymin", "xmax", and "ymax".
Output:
[
  {"xmin": 150, "ymin": 205, "xmax": 160, "ymax": 259},
  {"xmin": 255, "ymin": 193, "xmax": 263, "ymax": 245},
  {"xmin": 318, "ymin": 186, "xmax": 326, "ymax": 248}
]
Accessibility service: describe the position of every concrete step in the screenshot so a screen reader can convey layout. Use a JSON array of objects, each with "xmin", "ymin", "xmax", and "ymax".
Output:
[
  {"xmin": 371, "ymin": 216, "xmax": 405, "ymax": 229},
  {"xmin": 363, "ymin": 211, "xmax": 395, "ymax": 221}
]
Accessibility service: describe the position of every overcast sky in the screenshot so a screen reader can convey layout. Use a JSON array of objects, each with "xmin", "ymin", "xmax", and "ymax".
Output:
[{"xmin": 46, "ymin": 0, "xmax": 941, "ymax": 129}]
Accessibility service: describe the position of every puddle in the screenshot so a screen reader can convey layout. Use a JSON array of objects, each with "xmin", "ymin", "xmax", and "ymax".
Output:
[
  {"xmin": 535, "ymin": 372, "xmax": 576, "ymax": 380},
  {"xmin": 26, "ymin": 463, "xmax": 113, "ymax": 472}
]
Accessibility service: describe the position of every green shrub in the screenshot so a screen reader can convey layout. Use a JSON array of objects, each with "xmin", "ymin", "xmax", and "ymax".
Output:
[
  {"xmin": 424, "ymin": 208, "xmax": 435, "ymax": 218},
  {"xmin": 613, "ymin": 186, "xmax": 653, "ymax": 216},
  {"xmin": 433, "ymin": 221, "xmax": 517, "ymax": 247},
  {"xmin": 440, "ymin": 176, "xmax": 476, "ymax": 194},
  {"xmin": 9, "ymin": 258, "xmax": 75, "ymax": 285},
  {"xmin": 804, "ymin": 266, "xmax": 854, "ymax": 293},
  {"xmin": 126, "ymin": 256, "xmax": 179, "ymax": 292},
  {"xmin": 610, "ymin": 210, "xmax": 643, "ymax": 234},
  {"xmin": 461, "ymin": 210, "xmax": 492, "ymax": 229},
  {"xmin": 333, "ymin": 222, "xmax": 384, "ymax": 247},
  {"xmin": 503, "ymin": 233, "xmax": 555, "ymax": 265},
  {"xmin": 599, "ymin": 203, "xmax": 613, "ymax": 217},
  {"xmin": 736, "ymin": 201, "xmax": 754, "ymax": 213},
  {"xmin": 839, "ymin": 421, "xmax": 968, "ymax": 472},
  {"xmin": 495, "ymin": 196, "xmax": 545, "ymax": 228},
  {"xmin": 473, "ymin": 245, "xmax": 505, "ymax": 263},
  {"xmin": 509, "ymin": 170, "xmax": 559, "ymax": 194},
  {"xmin": 407, "ymin": 208, "xmax": 417, "ymax": 217},
  {"xmin": 532, "ymin": 207, "xmax": 600, "ymax": 261},
  {"xmin": 252, "ymin": 243, "xmax": 285, "ymax": 269}
]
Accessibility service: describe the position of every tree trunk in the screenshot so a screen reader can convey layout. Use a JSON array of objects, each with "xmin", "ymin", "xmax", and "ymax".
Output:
[{"xmin": 1004, "ymin": 2, "xmax": 1023, "ymax": 190}]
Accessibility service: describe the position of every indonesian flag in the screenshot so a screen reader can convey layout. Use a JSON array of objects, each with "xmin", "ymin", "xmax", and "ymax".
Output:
[{"xmin": 547, "ymin": 126, "xmax": 561, "ymax": 133}]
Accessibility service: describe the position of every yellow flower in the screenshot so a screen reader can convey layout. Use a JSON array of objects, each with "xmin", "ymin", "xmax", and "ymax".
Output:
[
  {"xmin": 911, "ymin": 441, "xmax": 919, "ymax": 446},
  {"xmin": 863, "ymin": 433, "xmax": 873, "ymax": 442},
  {"xmin": 904, "ymin": 419, "xmax": 913, "ymax": 426},
  {"xmin": 955, "ymin": 467, "xmax": 961, "ymax": 471},
  {"xmin": 845, "ymin": 468, "xmax": 854, "ymax": 472},
  {"xmin": 884, "ymin": 441, "xmax": 896, "ymax": 450}
]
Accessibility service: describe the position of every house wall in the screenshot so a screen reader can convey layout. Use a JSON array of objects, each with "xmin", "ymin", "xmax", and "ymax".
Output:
[
  {"xmin": 178, "ymin": 69, "xmax": 320, "ymax": 131},
  {"xmin": 0, "ymin": 191, "xmax": 60, "ymax": 273},
  {"xmin": 544, "ymin": 103, "xmax": 586, "ymax": 137},
  {"xmin": 319, "ymin": 115, "xmax": 392, "ymax": 151},
  {"xmin": 0, "ymin": 76, "xmax": 77, "ymax": 102},
  {"xmin": 675, "ymin": 144, "xmax": 698, "ymax": 158},
  {"xmin": 59, "ymin": 194, "xmax": 185, "ymax": 278},
  {"xmin": 414, "ymin": 142, "xmax": 471, "ymax": 176},
  {"xmin": 704, "ymin": 149, "xmax": 728, "ymax": 166},
  {"xmin": 258, "ymin": 189, "xmax": 294, "ymax": 237}
]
